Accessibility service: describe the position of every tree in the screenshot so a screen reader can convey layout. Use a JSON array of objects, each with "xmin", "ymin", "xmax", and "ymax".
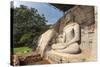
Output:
[{"xmin": 12, "ymin": 5, "xmax": 48, "ymax": 48}]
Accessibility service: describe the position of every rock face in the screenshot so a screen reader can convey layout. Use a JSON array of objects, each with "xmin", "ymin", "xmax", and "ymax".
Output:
[
  {"xmin": 36, "ymin": 5, "xmax": 96, "ymax": 63},
  {"xmin": 11, "ymin": 55, "xmax": 20, "ymax": 66},
  {"xmin": 36, "ymin": 29, "xmax": 57, "ymax": 57}
]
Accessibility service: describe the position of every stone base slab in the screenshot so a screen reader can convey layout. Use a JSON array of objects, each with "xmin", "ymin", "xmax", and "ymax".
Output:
[{"xmin": 45, "ymin": 50, "xmax": 91, "ymax": 64}]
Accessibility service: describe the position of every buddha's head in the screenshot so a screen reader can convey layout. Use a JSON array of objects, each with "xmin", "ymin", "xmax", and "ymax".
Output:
[
  {"xmin": 64, "ymin": 12, "xmax": 74, "ymax": 25},
  {"xmin": 54, "ymin": 11, "xmax": 75, "ymax": 33}
]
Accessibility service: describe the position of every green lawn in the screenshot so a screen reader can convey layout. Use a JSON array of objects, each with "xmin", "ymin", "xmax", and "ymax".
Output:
[{"xmin": 14, "ymin": 47, "xmax": 32, "ymax": 55}]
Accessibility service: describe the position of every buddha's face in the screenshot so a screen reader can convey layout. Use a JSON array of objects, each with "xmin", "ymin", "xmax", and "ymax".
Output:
[
  {"xmin": 66, "ymin": 14, "xmax": 71, "ymax": 21},
  {"xmin": 64, "ymin": 13, "xmax": 73, "ymax": 25}
]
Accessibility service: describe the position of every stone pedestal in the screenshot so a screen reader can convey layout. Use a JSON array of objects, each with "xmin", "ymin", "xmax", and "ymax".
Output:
[{"xmin": 45, "ymin": 50, "xmax": 89, "ymax": 64}]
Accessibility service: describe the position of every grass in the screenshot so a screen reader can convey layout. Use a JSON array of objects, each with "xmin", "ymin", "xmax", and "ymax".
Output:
[{"xmin": 14, "ymin": 47, "xmax": 32, "ymax": 55}]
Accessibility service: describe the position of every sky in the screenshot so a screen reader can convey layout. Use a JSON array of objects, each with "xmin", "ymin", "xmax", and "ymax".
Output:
[{"xmin": 14, "ymin": 1, "xmax": 64, "ymax": 24}]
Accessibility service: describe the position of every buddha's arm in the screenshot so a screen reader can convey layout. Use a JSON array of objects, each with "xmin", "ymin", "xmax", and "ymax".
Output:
[{"xmin": 66, "ymin": 23, "xmax": 80, "ymax": 47}]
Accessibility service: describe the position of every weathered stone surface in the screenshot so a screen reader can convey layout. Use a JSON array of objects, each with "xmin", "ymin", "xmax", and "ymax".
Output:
[
  {"xmin": 36, "ymin": 5, "xmax": 96, "ymax": 63},
  {"xmin": 45, "ymin": 50, "xmax": 84, "ymax": 63},
  {"xmin": 36, "ymin": 29, "xmax": 57, "ymax": 57},
  {"xmin": 11, "ymin": 55, "xmax": 20, "ymax": 66},
  {"xmin": 69, "ymin": 6, "xmax": 95, "ymax": 26}
]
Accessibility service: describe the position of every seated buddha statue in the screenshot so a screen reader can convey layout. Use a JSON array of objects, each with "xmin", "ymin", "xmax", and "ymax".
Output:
[
  {"xmin": 36, "ymin": 13, "xmax": 81, "ymax": 58},
  {"xmin": 51, "ymin": 22, "xmax": 81, "ymax": 54}
]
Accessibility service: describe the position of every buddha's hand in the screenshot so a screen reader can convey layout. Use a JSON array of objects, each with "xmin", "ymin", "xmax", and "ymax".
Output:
[{"xmin": 51, "ymin": 43, "xmax": 68, "ymax": 50}]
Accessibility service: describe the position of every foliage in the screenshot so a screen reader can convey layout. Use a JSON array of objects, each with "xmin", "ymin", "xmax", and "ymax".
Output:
[
  {"xmin": 12, "ymin": 5, "xmax": 50, "ymax": 48},
  {"xmin": 20, "ymin": 32, "xmax": 33, "ymax": 42}
]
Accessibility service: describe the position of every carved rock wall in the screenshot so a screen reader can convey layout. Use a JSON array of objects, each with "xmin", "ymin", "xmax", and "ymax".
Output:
[
  {"xmin": 70, "ymin": 6, "xmax": 96, "ymax": 61},
  {"xmin": 61, "ymin": 6, "xmax": 96, "ymax": 59},
  {"xmin": 45, "ymin": 5, "xmax": 97, "ymax": 63}
]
